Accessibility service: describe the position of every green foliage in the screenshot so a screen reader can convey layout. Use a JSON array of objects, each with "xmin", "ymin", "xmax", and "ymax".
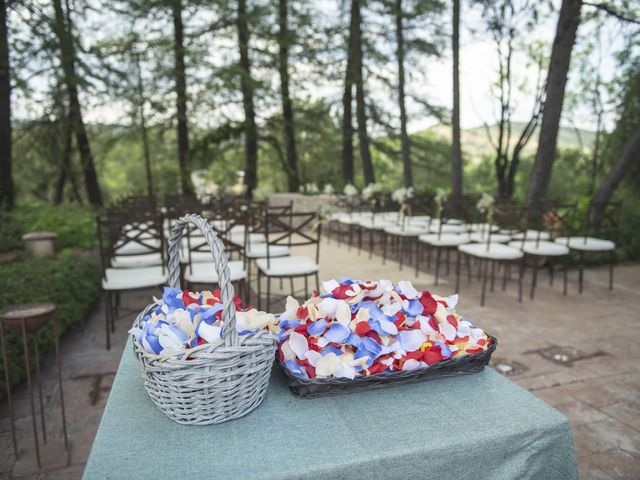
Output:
[
  {"xmin": 0, "ymin": 253, "xmax": 102, "ymax": 398},
  {"xmin": 0, "ymin": 204, "xmax": 97, "ymax": 253}
]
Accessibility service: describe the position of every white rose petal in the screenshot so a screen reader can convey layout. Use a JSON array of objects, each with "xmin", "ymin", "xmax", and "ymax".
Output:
[
  {"xmin": 335, "ymin": 301, "xmax": 352, "ymax": 325},
  {"xmin": 288, "ymin": 331, "xmax": 309, "ymax": 360},
  {"xmin": 315, "ymin": 353, "xmax": 340, "ymax": 377}
]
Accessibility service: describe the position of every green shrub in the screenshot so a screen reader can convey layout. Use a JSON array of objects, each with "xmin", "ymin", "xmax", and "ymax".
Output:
[
  {"xmin": 0, "ymin": 204, "xmax": 97, "ymax": 253},
  {"xmin": 0, "ymin": 252, "xmax": 102, "ymax": 398}
]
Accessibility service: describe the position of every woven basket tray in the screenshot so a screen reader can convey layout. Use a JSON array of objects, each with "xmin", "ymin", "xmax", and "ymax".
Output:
[
  {"xmin": 131, "ymin": 213, "xmax": 277, "ymax": 425},
  {"xmin": 277, "ymin": 335, "xmax": 497, "ymax": 399}
]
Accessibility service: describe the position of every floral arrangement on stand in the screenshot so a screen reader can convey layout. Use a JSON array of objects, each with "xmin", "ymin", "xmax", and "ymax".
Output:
[
  {"xmin": 129, "ymin": 287, "xmax": 279, "ymax": 356},
  {"xmin": 477, "ymin": 193, "xmax": 495, "ymax": 224},
  {"xmin": 323, "ymin": 184, "xmax": 335, "ymax": 195},
  {"xmin": 391, "ymin": 186, "xmax": 414, "ymax": 221},
  {"xmin": 343, "ymin": 183, "xmax": 359, "ymax": 198},
  {"xmin": 434, "ymin": 188, "xmax": 448, "ymax": 221},
  {"xmin": 300, "ymin": 182, "xmax": 320, "ymax": 195},
  {"xmin": 276, "ymin": 279, "xmax": 491, "ymax": 380},
  {"xmin": 362, "ymin": 183, "xmax": 382, "ymax": 211}
]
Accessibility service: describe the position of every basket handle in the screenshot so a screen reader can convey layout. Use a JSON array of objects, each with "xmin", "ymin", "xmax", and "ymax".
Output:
[{"xmin": 167, "ymin": 213, "xmax": 238, "ymax": 346}]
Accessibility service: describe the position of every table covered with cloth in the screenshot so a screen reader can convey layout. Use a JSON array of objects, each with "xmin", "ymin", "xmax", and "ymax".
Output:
[{"xmin": 82, "ymin": 341, "xmax": 578, "ymax": 480}]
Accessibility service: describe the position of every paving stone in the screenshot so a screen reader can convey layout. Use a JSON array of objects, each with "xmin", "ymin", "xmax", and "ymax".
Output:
[
  {"xmin": 581, "ymin": 450, "xmax": 640, "ymax": 480},
  {"xmin": 581, "ymin": 419, "xmax": 640, "ymax": 456},
  {"xmin": 602, "ymin": 400, "xmax": 640, "ymax": 432},
  {"xmin": 556, "ymin": 400, "xmax": 610, "ymax": 427}
]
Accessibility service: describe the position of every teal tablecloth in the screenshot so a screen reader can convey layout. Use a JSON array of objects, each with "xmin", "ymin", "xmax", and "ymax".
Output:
[{"xmin": 83, "ymin": 341, "xmax": 578, "ymax": 480}]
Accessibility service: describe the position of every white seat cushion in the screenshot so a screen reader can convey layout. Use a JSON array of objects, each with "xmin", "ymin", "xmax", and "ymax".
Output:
[
  {"xmin": 511, "ymin": 230, "xmax": 551, "ymax": 241},
  {"xmin": 509, "ymin": 240, "xmax": 569, "ymax": 256},
  {"xmin": 470, "ymin": 232, "xmax": 512, "ymax": 243},
  {"xmin": 555, "ymin": 236, "xmax": 616, "ymax": 252},
  {"xmin": 111, "ymin": 253, "xmax": 163, "ymax": 268},
  {"xmin": 467, "ymin": 223, "xmax": 499, "ymax": 233},
  {"xmin": 114, "ymin": 239, "xmax": 160, "ymax": 255},
  {"xmin": 419, "ymin": 233, "xmax": 471, "ymax": 247},
  {"xmin": 245, "ymin": 244, "xmax": 290, "ymax": 259},
  {"xmin": 102, "ymin": 266, "xmax": 167, "ymax": 291},
  {"xmin": 458, "ymin": 243, "xmax": 523, "ymax": 260},
  {"xmin": 384, "ymin": 226, "xmax": 429, "ymax": 237},
  {"xmin": 184, "ymin": 260, "xmax": 247, "ymax": 284},
  {"xmin": 256, "ymin": 255, "xmax": 318, "ymax": 276},
  {"xmin": 428, "ymin": 223, "xmax": 467, "ymax": 234}
]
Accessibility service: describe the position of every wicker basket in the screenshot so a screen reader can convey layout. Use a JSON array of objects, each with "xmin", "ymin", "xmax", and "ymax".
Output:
[
  {"xmin": 277, "ymin": 335, "xmax": 497, "ymax": 399},
  {"xmin": 131, "ymin": 213, "xmax": 277, "ymax": 425}
]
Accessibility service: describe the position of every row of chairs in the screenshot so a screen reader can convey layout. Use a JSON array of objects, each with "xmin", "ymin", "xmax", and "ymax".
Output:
[
  {"xmin": 330, "ymin": 200, "xmax": 621, "ymax": 306},
  {"xmin": 97, "ymin": 197, "xmax": 322, "ymax": 349}
]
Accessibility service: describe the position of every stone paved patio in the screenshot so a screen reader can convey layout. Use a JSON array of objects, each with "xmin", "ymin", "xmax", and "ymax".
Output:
[{"xmin": 1, "ymin": 237, "xmax": 639, "ymax": 479}]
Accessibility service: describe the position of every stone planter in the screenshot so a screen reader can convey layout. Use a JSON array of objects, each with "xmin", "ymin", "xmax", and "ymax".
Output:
[{"xmin": 22, "ymin": 231, "xmax": 57, "ymax": 258}]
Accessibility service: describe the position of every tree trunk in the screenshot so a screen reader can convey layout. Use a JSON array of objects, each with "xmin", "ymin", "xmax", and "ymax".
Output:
[
  {"xmin": 52, "ymin": 0, "xmax": 102, "ymax": 206},
  {"xmin": 135, "ymin": 51, "xmax": 154, "ymax": 198},
  {"xmin": 277, "ymin": 0, "xmax": 299, "ymax": 192},
  {"xmin": 0, "ymin": 0, "xmax": 13, "ymax": 209},
  {"xmin": 451, "ymin": 0, "xmax": 462, "ymax": 200},
  {"xmin": 341, "ymin": 0, "xmax": 356, "ymax": 185},
  {"xmin": 591, "ymin": 125, "xmax": 640, "ymax": 225},
  {"xmin": 353, "ymin": 0, "xmax": 375, "ymax": 185},
  {"xmin": 172, "ymin": 0, "xmax": 191, "ymax": 195},
  {"xmin": 54, "ymin": 116, "xmax": 73, "ymax": 204},
  {"xmin": 237, "ymin": 0, "xmax": 258, "ymax": 197},
  {"xmin": 526, "ymin": 0, "xmax": 581, "ymax": 214},
  {"xmin": 395, "ymin": 0, "xmax": 412, "ymax": 188}
]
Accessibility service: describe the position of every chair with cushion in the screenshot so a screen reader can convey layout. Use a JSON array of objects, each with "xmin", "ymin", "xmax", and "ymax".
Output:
[
  {"xmin": 554, "ymin": 201, "xmax": 621, "ymax": 293},
  {"xmin": 256, "ymin": 211, "xmax": 321, "ymax": 311},
  {"xmin": 183, "ymin": 210, "xmax": 248, "ymax": 299},
  {"xmin": 509, "ymin": 203, "xmax": 574, "ymax": 299},
  {"xmin": 456, "ymin": 205, "xmax": 524, "ymax": 306},
  {"xmin": 97, "ymin": 215, "xmax": 168, "ymax": 350},
  {"xmin": 416, "ymin": 198, "xmax": 474, "ymax": 282}
]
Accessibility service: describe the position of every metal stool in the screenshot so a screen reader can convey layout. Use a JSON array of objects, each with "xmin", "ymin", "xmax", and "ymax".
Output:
[{"xmin": 0, "ymin": 303, "xmax": 69, "ymax": 474}]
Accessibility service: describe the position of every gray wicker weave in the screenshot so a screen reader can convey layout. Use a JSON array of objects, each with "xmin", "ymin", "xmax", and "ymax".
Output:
[{"xmin": 131, "ymin": 213, "xmax": 278, "ymax": 425}]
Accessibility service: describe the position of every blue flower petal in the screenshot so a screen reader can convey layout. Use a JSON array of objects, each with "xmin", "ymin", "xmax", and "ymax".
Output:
[
  {"xmin": 162, "ymin": 287, "xmax": 183, "ymax": 310},
  {"xmin": 324, "ymin": 323, "xmax": 350, "ymax": 343},
  {"xmin": 284, "ymin": 359, "xmax": 308, "ymax": 379},
  {"xmin": 346, "ymin": 332, "xmax": 362, "ymax": 349},
  {"xmin": 307, "ymin": 319, "xmax": 328, "ymax": 337},
  {"xmin": 434, "ymin": 341, "xmax": 452, "ymax": 358},
  {"xmin": 322, "ymin": 345, "xmax": 343, "ymax": 357},
  {"xmin": 279, "ymin": 319, "xmax": 301, "ymax": 330},
  {"xmin": 404, "ymin": 299, "xmax": 424, "ymax": 317}
]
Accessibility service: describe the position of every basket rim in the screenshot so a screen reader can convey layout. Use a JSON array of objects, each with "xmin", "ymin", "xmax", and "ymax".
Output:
[{"xmin": 277, "ymin": 334, "xmax": 497, "ymax": 386}]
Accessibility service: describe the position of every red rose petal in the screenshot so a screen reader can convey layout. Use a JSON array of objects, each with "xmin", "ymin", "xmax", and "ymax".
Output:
[
  {"xmin": 419, "ymin": 291, "xmax": 438, "ymax": 315},
  {"xmin": 447, "ymin": 315, "xmax": 458, "ymax": 329},
  {"xmin": 355, "ymin": 321, "xmax": 370, "ymax": 336},
  {"xmin": 182, "ymin": 291, "xmax": 199, "ymax": 306}
]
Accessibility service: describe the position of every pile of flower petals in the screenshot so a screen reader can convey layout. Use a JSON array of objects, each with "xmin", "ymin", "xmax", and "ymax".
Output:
[
  {"xmin": 130, "ymin": 287, "xmax": 279, "ymax": 356},
  {"xmin": 277, "ymin": 279, "xmax": 490, "ymax": 380}
]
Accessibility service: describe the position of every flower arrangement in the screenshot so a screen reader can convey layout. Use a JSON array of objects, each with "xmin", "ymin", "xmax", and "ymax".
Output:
[
  {"xmin": 477, "ymin": 193, "xmax": 495, "ymax": 224},
  {"xmin": 129, "ymin": 287, "xmax": 279, "ymax": 356},
  {"xmin": 300, "ymin": 182, "xmax": 320, "ymax": 195},
  {"xmin": 434, "ymin": 187, "xmax": 448, "ymax": 219},
  {"xmin": 361, "ymin": 183, "xmax": 381, "ymax": 201},
  {"xmin": 343, "ymin": 183, "xmax": 359, "ymax": 197},
  {"xmin": 276, "ymin": 279, "xmax": 490, "ymax": 380},
  {"xmin": 391, "ymin": 186, "xmax": 414, "ymax": 204}
]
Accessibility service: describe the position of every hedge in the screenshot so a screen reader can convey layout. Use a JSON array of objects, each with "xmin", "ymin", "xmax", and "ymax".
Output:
[
  {"xmin": 0, "ymin": 204, "xmax": 98, "ymax": 253},
  {"xmin": 0, "ymin": 252, "xmax": 102, "ymax": 399}
]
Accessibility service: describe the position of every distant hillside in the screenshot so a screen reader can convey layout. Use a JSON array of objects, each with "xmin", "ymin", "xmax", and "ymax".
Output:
[{"xmin": 425, "ymin": 122, "xmax": 596, "ymax": 159}]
